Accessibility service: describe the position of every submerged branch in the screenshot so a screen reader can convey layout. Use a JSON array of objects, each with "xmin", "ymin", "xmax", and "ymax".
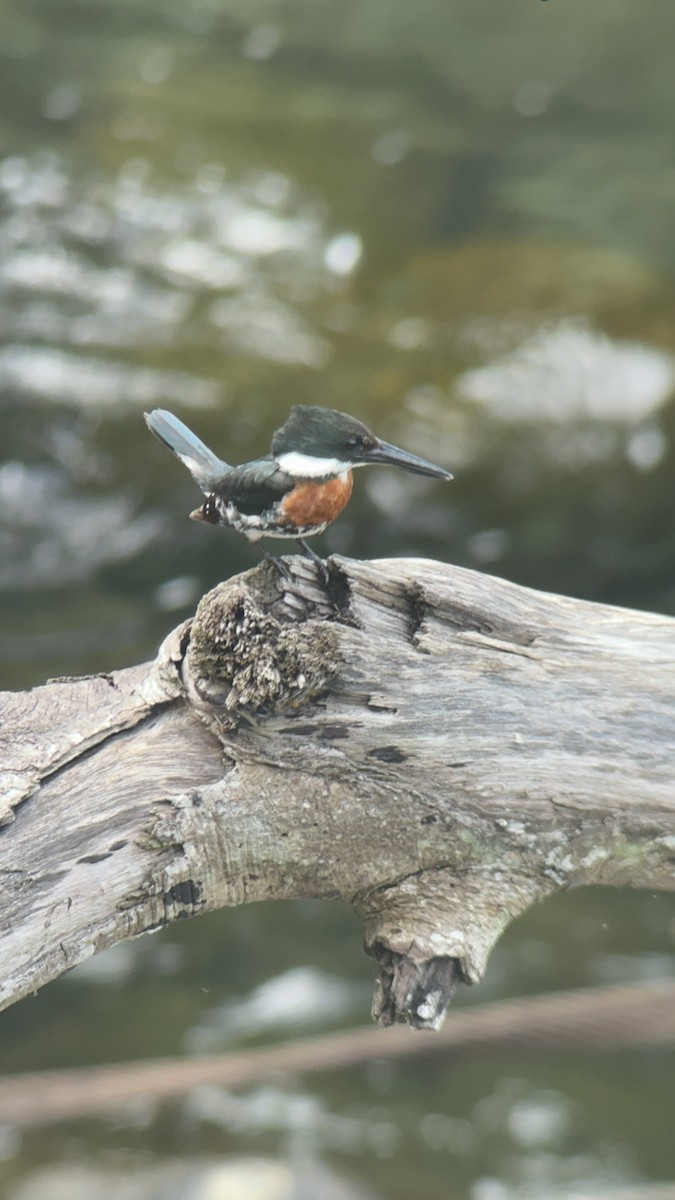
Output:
[{"xmin": 0, "ymin": 978, "xmax": 673, "ymax": 1128}]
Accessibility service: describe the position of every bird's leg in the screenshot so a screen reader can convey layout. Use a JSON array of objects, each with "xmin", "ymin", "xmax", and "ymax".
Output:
[
  {"xmin": 296, "ymin": 538, "xmax": 330, "ymax": 585},
  {"xmin": 251, "ymin": 543, "xmax": 317, "ymax": 611},
  {"xmin": 255, "ymin": 543, "xmax": 293, "ymax": 581}
]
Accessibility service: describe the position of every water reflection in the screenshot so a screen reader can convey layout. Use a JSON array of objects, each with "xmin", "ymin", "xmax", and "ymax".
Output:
[
  {"xmin": 0, "ymin": 150, "xmax": 337, "ymax": 381},
  {"xmin": 458, "ymin": 322, "xmax": 674, "ymax": 429},
  {"xmin": 185, "ymin": 967, "xmax": 363, "ymax": 1051}
]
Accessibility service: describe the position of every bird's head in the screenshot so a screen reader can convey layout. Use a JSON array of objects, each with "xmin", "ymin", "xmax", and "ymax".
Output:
[{"xmin": 271, "ymin": 406, "xmax": 452, "ymax": 480}]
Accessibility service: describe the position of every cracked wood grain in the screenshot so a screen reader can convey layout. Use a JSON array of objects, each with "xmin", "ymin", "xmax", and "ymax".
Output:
[{"xmin": 0, "ymin": 557, "xmax": 673, "ymax": 1028}]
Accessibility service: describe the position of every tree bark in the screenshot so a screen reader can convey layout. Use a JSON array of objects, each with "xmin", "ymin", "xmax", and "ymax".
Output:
[{"xmin": 0, "ymin": 556, "xmax": 673, "ymax": 1028}]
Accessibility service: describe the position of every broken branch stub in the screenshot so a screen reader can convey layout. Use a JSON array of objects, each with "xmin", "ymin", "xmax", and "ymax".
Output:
[{"xmin": 0, "ymin": 555, "xmax": 673, "ymax": 1027}]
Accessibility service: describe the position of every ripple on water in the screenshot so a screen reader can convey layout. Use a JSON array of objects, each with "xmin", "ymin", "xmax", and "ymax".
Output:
[
  {"xmin": 0, "ymin": 150, "xmax": 344, "ymax": 405},
  {"xmin": 0, "ymin": 460, "xmax": 162, "ymax": 588}
]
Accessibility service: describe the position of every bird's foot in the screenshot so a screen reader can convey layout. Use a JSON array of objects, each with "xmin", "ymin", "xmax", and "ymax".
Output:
[
  {"xmin": 273, "ymin": 556, "xmax": 294, "ymax": 582},
  {"xmin": 296, "ymin": 538, "xmax": 330, "ymax": 586},
  {"xmin": 257, "ymin": 546, "xmax": 294, "ymax": 582}
]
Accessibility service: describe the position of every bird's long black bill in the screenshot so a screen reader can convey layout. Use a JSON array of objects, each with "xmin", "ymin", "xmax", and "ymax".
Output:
[{"xmin": 365, "ymin": 440, "xmax": 452, "ymax": 480}]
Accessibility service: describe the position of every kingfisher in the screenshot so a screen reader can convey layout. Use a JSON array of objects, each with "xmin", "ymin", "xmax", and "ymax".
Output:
[{"xmin": 144, "ymin": 405, "xmax": 452, "ymax": 577}]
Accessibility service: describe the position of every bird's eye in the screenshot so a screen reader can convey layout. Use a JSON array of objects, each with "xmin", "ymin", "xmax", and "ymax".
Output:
[{"xmin": 345, "ymin": 436, "xmax": 360, "ymax": 449}]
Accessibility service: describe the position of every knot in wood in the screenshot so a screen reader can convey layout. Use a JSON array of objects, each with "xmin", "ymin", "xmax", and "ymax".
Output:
[{"xmin": 185, "ymin": 581, "xmax": 339, "ymax": 715}]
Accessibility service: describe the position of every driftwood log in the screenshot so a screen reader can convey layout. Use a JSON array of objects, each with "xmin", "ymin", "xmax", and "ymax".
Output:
[{"xmin": 0, "ymin": 556, "xmax": 673, "ymax": 1029}]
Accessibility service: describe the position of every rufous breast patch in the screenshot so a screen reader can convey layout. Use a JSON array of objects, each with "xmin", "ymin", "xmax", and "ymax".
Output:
[{"xmin": 279, "ymin": 471, "xmax": 354, "ymax": 528}]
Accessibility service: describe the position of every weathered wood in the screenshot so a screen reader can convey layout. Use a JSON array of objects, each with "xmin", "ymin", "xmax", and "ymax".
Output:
[{"xmin": 0, "ymin": 556, "xmax": 673, "ymax": 1028}]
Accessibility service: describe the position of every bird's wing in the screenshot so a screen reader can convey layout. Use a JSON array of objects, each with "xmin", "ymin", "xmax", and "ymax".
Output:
[{"xmin": 213, "ymin": 458, "xmax": 294, "ymax": 517}]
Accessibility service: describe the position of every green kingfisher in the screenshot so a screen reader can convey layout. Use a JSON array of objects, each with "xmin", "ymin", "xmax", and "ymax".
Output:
[{"xmin": 144, "ymin": 405, "xmax": 452, "ymax": 575}]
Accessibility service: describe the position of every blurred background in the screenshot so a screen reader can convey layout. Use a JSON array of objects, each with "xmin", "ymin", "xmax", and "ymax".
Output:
[{"xmin": 0, "ymin": 0, "xmax": 674, "ymax": 1197}]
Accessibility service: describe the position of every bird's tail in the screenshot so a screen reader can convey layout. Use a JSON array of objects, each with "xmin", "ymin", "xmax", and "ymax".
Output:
[{"xmin": 144, "ymin": 409, "xmax": 229, "ymax": 494}]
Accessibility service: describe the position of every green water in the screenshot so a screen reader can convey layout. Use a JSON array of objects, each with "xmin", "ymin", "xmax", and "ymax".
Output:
[{"xmin": 0, "ymin": 1, "xmax": 674, "ymax": 1196}]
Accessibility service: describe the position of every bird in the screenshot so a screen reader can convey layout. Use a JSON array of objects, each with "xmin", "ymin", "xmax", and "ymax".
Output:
[{"xmin": 144, "ymin": 404, "xmax": 452, "ymax": 578}]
